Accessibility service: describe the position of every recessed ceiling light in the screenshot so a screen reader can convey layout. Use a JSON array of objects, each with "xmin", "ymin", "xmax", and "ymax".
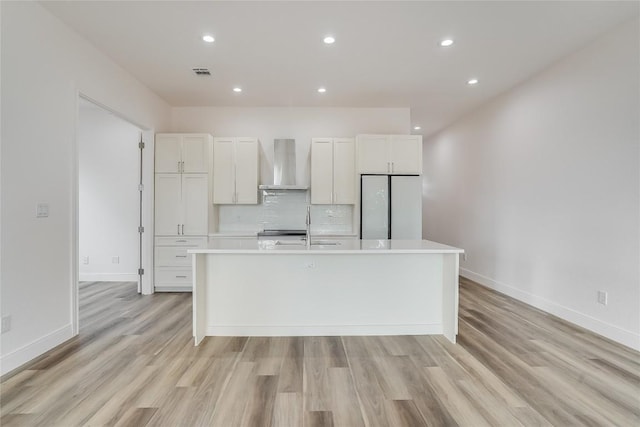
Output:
[
  {"xmin": 233, "ymin": 87, "xmax": 242, "ymax": 93},
  {"xmin": 414, "ymin": 126, "xmax": 421, "ymax": 130},
  {"xmin": 317, "ymin": 87, "xmax": 327, "ymax": 93},
  {"xmin": 467, "ymin": 78, "xmax": 479, "ymax": 85},
  {"xmin": 323, "ymin": 36, "xmax": 335, "ymax": 44},
  {"xmin": 202, "ymin": 35, "xmax": 215, "ymax": 43},
  {"xmin": 440, "ymin": 39, "xmax": 454, "ymax": 47}
]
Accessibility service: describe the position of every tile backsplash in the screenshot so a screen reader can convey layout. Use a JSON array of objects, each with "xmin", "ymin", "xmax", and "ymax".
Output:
[{"xmin": 217, "ymin": 190, "xmax": 354, "ymax": 235}]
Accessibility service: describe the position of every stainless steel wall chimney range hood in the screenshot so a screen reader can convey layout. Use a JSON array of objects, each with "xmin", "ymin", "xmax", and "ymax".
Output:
[{"xmin": 258, "ymin": 139, "xmax": 308, "ymax": 190}]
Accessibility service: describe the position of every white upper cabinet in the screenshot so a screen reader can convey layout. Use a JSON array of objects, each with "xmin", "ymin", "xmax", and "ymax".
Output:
[
  {"xmin": 234, "ymin": 138, "xmax": 260, "ymax": 204},
  {"xmin": 155, "ymin": 173, "xmax": 208, "ymax": 236},
  {"xmin": 311, "ymin": 138, "xmax": 356, "ymax": 205},
  {"xmin": 389, "ymin": 135, "xmax": 422, "ymax": 174},
  {"xmin": 155, "ymin": 133, "xmax": 211, "ymax": 173},
  {"xmin": 356, "ymin": 135, "xmax": 389, "ymax": 174},
  {"xmin": 213, "ymin": 137, "xmax": 259, "ymax": 204},
  {"xmin": 155, "ymin": 134, "xmax": 182, "ymax": 173},
  {"xmin": 357, "ymin": 134, "xmax": 422, "ymax": 175}
]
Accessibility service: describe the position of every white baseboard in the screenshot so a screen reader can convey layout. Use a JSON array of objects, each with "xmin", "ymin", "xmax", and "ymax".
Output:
[
  {"xmin": 206, "ymin": 323, "xmax": 442, "ymax": 337},
  {"xmin": 1, "ymin": 324, "xmax": 74, "ymax": 376},
  {"xmin": 79, "ymin": 273, "xmax": 139, "ymax": 282},
  {"xmin": 460, "ymin": 268, "xmax": 640, "ymax": 351}
]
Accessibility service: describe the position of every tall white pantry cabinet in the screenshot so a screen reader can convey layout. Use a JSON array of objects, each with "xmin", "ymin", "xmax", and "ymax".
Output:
[{"xmin": 154, "ymin": 133, "xmax": 212, "ymax": 292}]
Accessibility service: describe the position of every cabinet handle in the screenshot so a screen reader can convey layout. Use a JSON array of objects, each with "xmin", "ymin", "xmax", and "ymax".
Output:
[
  {"xmin": 176, "ymin": 255, "xmax": 187, "ymax": 258},
  {"xmin": 176, "ymin": 275, "xmax": 187, "ymax": 278},
  {"xmin": 182, "ymin": 161, "xmax": 185, "ymax": 172},
  {"xmin": 181, "ymin": 224, "xmax": 184, "ymax": 235},
  {"xmin": 176, "ymin": 239, "xmax": 187, "ymax": 243},
  {"xmin": 177, "ymin": 224, "xmax": 180, "ymax": 235},
  {"xmin": 391, "ymin": 162, "xmax": 394, "ymax": 173},
  {"xmin": 387, "ymin": 162, "xmax": 391, "ymax": 173}
]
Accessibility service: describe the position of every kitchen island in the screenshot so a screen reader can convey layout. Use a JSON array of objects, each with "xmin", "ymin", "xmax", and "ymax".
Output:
[{"xmin": 189, "ymin": 239, "xmax": 464, "ymax": 345}]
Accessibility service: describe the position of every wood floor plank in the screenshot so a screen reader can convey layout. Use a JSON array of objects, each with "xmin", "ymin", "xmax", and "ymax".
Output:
[
  {"xmin": 1, "ymin": 280, "xmax": 638, "ymax": 426},
  {"xmin": 384, "ymin": 399, "xmax": 429, "ymax": 427},
  {"xmin": 305, "ymin": 410, "xmax": 334, "ymax": 427},
  {"xmin": 272, "ymin": 392, "xmax": 303, "ymax": 427}
]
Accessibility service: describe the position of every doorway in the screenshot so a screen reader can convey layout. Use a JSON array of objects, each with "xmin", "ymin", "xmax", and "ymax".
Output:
[
  {"xmin": 78, "ymin": 97, "xmax": 141, "ymax": 288},
  {"xmin": 74, "ymin": 95, "xmax": 154, "ymax": 334}
]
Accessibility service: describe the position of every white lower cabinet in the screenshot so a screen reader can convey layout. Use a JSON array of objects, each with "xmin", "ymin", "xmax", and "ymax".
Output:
[{"xmin": 154, "ymin": 237, "xmax": 206, "ymax": 292}]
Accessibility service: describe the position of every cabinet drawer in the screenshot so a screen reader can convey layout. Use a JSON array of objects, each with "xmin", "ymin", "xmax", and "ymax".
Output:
[
  {"xmin": 155, "ymin": 246, "xmax": 192, "ymax": 267},
  {"xmin": 155, "ymin": 236, "xmax": 206, "ymax": 247},
  {"xmin": 154, "ymin": 267, "xmax": 192, "ymax": 284}
]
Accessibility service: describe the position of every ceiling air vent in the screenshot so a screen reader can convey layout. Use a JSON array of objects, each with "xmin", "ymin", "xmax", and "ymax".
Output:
[{"xmin": 192, "ymin": 67, "xmax": 211, "ymax": 76}]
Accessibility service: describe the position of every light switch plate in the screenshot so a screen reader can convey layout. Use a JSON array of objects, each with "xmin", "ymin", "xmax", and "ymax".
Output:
[{"xmin": 37, "ymin": 203, "xmax": 49, "ymax": 218}]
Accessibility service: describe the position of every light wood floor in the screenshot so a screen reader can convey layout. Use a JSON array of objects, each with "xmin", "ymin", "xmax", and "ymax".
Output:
[{"xmin": 1, "ymin": 278, "xmax": 638, "ymax": 426}]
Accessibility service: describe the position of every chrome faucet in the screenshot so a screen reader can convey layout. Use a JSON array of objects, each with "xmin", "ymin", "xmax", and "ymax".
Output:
[{"xmin": 305, "ymin": 205, "xmax": 311, "ymax": 248}]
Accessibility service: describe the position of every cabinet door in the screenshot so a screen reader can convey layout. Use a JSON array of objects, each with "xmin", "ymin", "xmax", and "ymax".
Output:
[
  {"xmin": 182, "ymin": 174, "xmax": 208, "ymax": 235},
  {"xmin": 212, "ymin": 138, "xmax": 236, "ymax": 204},
  {"xmin": 182, "ymin": 135, "xmax": 209, "ymax": 173},
  {"xmin": 155, "ymin": 134, "xmax": 182, "ymax": 173},
  {"xmin": 333, "ymin": 138, "xmax": 356, "ymax": 204},
  {"xmin": 310, "ymin": 139, "xmax": 334, "ymax": 204},
  {"xmin": 155, "ymin": 174, "xmax": 182, "ymax": 235},
  {"xmin": 357, "ymin": 135, "xmax": 390, "ymax": 174},
  {"xmin": 235, "ymin": 138, "xmax": 259, "ymax": 204},
  {"xmin": 389, "ymin": 135, "xmax": 422, "ymax": 174}
]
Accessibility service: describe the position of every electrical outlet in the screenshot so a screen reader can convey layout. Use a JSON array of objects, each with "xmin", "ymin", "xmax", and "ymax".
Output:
[
  {"xmin": 82, "ymin": 256, "xmax": 89, "ymax": 265},
  {"xmin": 1, "ymin": 315, "xmax": 11, "ymax": 334},
  {"xmin": 112, "ymin": 256, "xmax": 120, "ymax": 264},
  {"xmin": 597, "ymin": 290, "xmax": 608, "ymax": 306}
]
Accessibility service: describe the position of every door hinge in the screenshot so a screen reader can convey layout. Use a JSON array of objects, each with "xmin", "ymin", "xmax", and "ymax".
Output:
[
  {"xmin": 138, "ymin": 226, "xmax": 144, "ymax": 233},
  {"xmin": 138, "ymin": 268, "xmax": 145, "ymax": 275},
  {"xmin": 139, "ymin": 141, "xmax": 145, "ymax": 149},
  {"xmin": 138, "ymin": 184, "xmax": 144, "ymax": 191}
]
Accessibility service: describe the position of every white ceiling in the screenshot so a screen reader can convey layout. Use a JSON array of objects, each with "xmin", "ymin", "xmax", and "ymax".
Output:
[{"xmin": 42, "ymin": 1, "xmax": 638, "ymax": 136}]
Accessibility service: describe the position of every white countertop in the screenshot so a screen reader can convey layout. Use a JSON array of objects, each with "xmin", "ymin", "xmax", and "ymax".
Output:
[{"xmin": 189, "ymin": 238, "xmax": 464, "ymax": 254}]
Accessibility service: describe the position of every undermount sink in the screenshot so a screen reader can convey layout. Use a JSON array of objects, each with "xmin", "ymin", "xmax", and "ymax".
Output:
[
  {"xmin": 274, "ymin": 240, "xmax": 306, "ymax": 246},
  {"xmin": 273, "ymin": 240, "xmax": 341, "ymax": 246},
  {"xmin": 311, "ymin": 240, "xmax": 341, "ymax": 246}
]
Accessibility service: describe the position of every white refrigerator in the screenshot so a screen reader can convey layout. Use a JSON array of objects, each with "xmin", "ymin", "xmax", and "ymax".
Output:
[{"xmin": 360, "ymin": 175, "xmax": 422, "ymax": 239}]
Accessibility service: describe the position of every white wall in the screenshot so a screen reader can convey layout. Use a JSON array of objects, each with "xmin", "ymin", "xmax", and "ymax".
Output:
[
  {"xmin": 423, "ymin": 19, "xmax": 640, "ymax": 349},
  {"xmin": 79, "ymin": 105, "xmax": 141, "ymax": 282},
  {"xmin": 0, "ymin": 1, "xmax": 171, "ymax": 375},
  {"xmin": 172, "ymin": 107, "xmax": 411, "ymax": 187}
]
